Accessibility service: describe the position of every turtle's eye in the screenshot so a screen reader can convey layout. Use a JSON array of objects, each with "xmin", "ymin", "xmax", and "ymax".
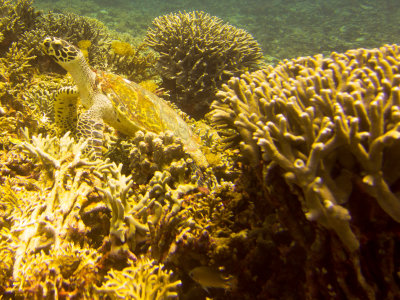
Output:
[{"xmin": 44, "ymin": 41, "xmax": 50, "ymax": 48}]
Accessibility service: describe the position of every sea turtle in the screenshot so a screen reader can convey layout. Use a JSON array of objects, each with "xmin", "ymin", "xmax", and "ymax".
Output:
[{"xmin": 41, "ymin": 37, "xmax": 208, "ymax": 167}]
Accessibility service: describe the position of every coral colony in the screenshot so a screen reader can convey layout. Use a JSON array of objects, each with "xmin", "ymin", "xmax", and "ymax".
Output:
[{"xmin": 1, "ymin": 0, "xmax": 400, "ymax": 299}]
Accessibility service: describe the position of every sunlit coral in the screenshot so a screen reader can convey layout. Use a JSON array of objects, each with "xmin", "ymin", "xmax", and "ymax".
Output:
[
  {"xmin": 211, "ymin": 44, "xmax": 400, "ymax": 297},
  {"xmin": 145, "ymin": 11, "xmax": 263, "ymax": 119},
  {"xmin": 111, "ymin": 40, "xmax": 134, "ymax": 56},
  {"xmin": 96, "ymin": 256, "xmax": 181, "ymax": 299}
]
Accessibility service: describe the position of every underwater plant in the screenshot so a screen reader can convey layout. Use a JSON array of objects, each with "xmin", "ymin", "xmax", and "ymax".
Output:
[{"xmin": 145, "ymin": 11, "xmax": 263, "ymax": 119}]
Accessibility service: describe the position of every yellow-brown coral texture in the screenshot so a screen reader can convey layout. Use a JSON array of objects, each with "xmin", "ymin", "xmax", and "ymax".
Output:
[
  {"xmin": 212, "ymin": 44, "xmax": 400, "ymax": 253},
  {"xmin": 145, "ymin": 11, "xmax": 263, "ymax": 119}
]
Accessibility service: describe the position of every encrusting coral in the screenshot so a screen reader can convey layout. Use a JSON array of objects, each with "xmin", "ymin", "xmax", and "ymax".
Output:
[
  {"xmin": 211, "ymin": 44, "xmax": 400, "ymax": 298},
  {"xmin": 145, "ymin": 11, "xmax": 263, "ymax": 119}
]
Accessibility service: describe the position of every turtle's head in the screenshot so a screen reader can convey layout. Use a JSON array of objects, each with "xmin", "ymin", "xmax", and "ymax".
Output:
[{"xmin": 42, "ymin": 37, "xmax": 83, "ymax": 70}]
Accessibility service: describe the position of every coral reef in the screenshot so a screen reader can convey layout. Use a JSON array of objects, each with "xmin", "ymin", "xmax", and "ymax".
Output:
[
  {"xmin": 33, "ymin": 12, "xmax": 157, "ymax": 81},
  {"xmin": 0, "ymin": 0, "xmax": 40, "ymax": 52},
  {"xmin": 3, "ymin": 0, "xmax": 400, "ymax": 298},
  {"xmin": 145, "ymin": 11, "xmax": 263, "ymax": 119},
  {"xmin": 0, "ymin": 42, "xmax": 35, "ymax": 97},
  {"xmin": 0, "ymin": 128, "xmax": 190, "ymax": 298},
  {"xmin": 211, "ymin": 44, "xmax": 400, "ymax": 298},
  {"xmin": 105, "ymin": 40, "xmax": 158, "ymax": 83},
  {"xmin": 96, "ymin": 256, "xmax": 181, "ymax": 299}
]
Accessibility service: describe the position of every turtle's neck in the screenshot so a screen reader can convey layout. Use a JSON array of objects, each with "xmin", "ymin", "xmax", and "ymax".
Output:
[{"xmin": 62, "ymin": 54, "xmax": 96, "ymax": 108}]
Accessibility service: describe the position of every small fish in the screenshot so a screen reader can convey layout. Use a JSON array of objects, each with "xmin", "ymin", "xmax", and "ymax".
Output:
[{"xmin": 189, "ymin": 266, "xmax": 237, "ymax": 291}]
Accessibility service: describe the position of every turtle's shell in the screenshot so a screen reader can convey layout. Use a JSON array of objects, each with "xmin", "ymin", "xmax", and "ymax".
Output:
[{"xmin": 94, "ymin": 70, "xmax": 208, "ymax": 167}]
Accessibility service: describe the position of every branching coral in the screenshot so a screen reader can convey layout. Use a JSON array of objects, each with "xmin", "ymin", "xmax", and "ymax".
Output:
[
  {"xmin": 10, "ymin": 129, "xmax": 96, "ymax": 279},
  {"xmin": 96, "ymin": 256, "xmax": 181, "ymax": 299},
  {"xmin": 0, "ymin": 0, "xmax": 40, "ymax": 51},
  {"xmin": 37, "ymin": 12, "xmax": 111, "ymax": 65},
  {"xmin": 211, "ymin": 44, "xmax": 400, "ymax": 297},
  {"xmin": 212, "ymin": 44, "xmax": 400, "ymax": 249},
  {"xmin": 0, "ymin": 131, "xmax": 98, "ymax": 296},
  {"xmin": 0, "ymin": 42, "xmax": 36, "ymax": 96},
  {"xmin": 98, "ymin": 138, "xmax": 202, "ymax": 256},
  {"xmin": 105, "ymin": 40, "xmax": 158, "ymax": 83},
  {"xmin": 145, "ymin": 11, "xmax": 263, "ymax": 119},
  {"xmin": 107, "ymin": 130, "xmax": 213, "ymax": 186},
  {"xmin": 95, "ymin": 161, "xmax": 136, "ymax": 257},
  {"xmin": 13, "ymin": 244, "xmax": 101, "ymax": 299},
  {"xmin": 1, "ymin": 128, "xmax": 191, "ymax": 297}
]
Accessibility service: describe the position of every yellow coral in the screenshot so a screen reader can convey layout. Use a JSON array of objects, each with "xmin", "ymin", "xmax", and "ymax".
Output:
[
  {"xmin": 145, "ymin": 11, "xmax": 263, "ymax": 118},
  {"xmin": 111, "ymin": 40, "xmax": 134, "ymax": 56},
  {"xmin": 77, "ymin": 40, "xmax": 91, "ymax": 50},
  {"xmin": 212, "ymin": 44, "xmax": 400, "ymax": 254},
  {"xmin": 96, "ymin": 256, "xmax": 181, "ymax": 299},
  {"xmin": 77, "ymin": 40, "xmax": 91, "ymax": 59},
  {"xmin": 139, "ymin": 79, "xmax": 159, "ymax": 93}
]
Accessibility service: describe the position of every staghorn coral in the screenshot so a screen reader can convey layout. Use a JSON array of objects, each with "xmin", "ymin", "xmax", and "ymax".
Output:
[
  {"xmin": 13, "ymin": 244, "xmax": 101, "ymax": 299},
  {"xmin": 11, "ymin": 129, "xmax": 96, "ymax": 277},
  {"xmin": 211, "ymin": 44, "xmax": 400, "ymax": 298},
  {"xmin": 94, "ymin": 161, "xmax": 136, "ymax": 258},
  {"xmin": 0, "ymin": 128, "xmax": 196, "ymax": 298},
  {"xmin": 0, "ymin": 130, "xmax": 103, "ymax": 297},
  {"xmin": 99, "ymin": 132, "xmax": 204, "ymax": 255},
  {"xmin": 0, "ymin": 0, "xmax": 40, "ymax": 51},
  {"xmin": 106, "ymin": 130, "xmax": 214, "ymax": 186},
  {"xmin": 96, "ymin": 256, "xmax": 181, "ymax": 299},
  {"xmin": 145, "ymin": 11, "xmax": 263, "ymax": 119},
  {"xmin": 0, "ymin": 42, "xmax": 36, "ymax": 96}
]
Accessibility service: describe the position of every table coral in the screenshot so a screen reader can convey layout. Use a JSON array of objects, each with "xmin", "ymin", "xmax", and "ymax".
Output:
[{"xmin": 145, "ymin": 11, "xmax": 263, "ymax": 119}]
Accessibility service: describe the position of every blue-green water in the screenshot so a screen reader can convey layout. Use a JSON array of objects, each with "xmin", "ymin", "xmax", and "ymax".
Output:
[{"xmin": 34, "ymin": 0, "xmax": 400, "ymax": 60}]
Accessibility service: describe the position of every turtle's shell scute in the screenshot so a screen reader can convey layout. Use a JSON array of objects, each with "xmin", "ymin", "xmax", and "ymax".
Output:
[
  {"xmin": 97, "ymin": 71, "xmax": 169, "ymax": 133},
  {"xmin": 95, "ymin": 70, "xmax": 208, "ymax": 167}
]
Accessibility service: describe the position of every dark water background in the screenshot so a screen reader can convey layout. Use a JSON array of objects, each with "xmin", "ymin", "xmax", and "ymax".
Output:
[{"xmin": 34, "ymin": 0, "xmax": 400, "ymax": 62}]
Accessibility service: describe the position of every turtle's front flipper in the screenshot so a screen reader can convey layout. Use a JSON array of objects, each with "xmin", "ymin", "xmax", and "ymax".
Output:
[
  {"xmin": 54, "ymin": 86, "xmax": 79, "ymax": 135},
  {"xmin": 76, "ymin": 107, "xmax": 105, "ymax": 156}
]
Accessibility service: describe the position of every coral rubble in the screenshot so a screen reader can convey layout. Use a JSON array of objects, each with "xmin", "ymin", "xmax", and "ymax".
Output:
[{"xmin": 145, "ymin": 11, "xmax": 263, "ymax": 119}]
